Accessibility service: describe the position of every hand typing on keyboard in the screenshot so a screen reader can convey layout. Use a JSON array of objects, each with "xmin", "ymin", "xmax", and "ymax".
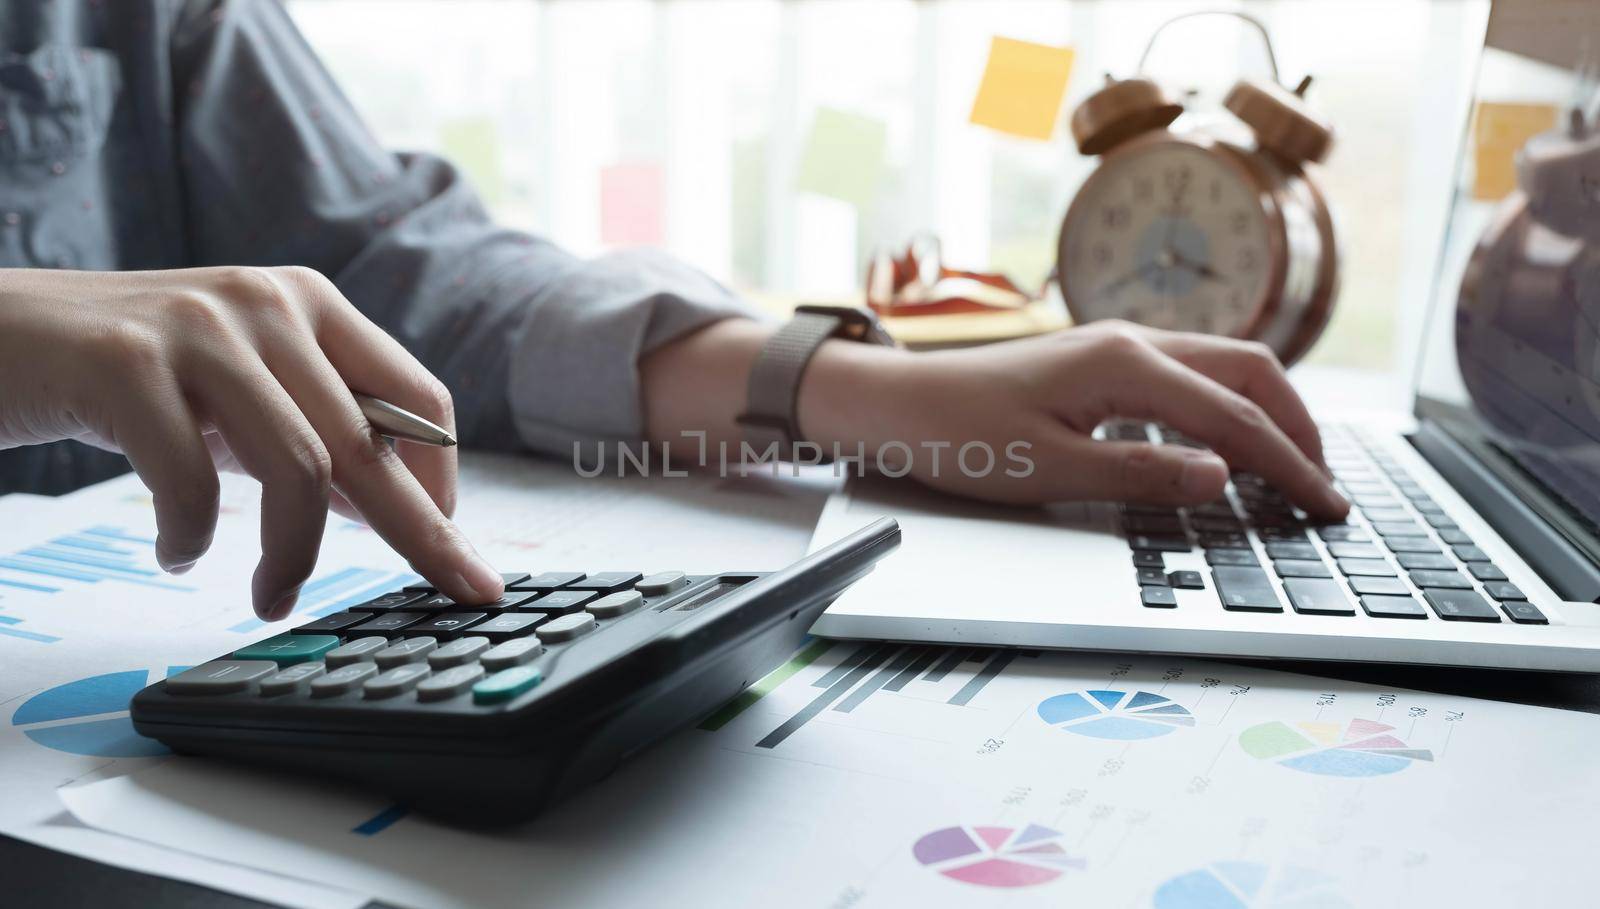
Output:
[{"xmin": 779, "ymin": 321, "xmax": 1349, "ymax": 520}]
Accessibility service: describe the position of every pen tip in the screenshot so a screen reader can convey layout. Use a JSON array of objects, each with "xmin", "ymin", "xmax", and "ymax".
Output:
[{"xmin": 443, "ymin": 434, "xmax": 458, "ymax": 448}]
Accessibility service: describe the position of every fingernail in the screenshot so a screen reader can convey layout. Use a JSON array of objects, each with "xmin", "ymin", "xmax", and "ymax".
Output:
[
  {"xmin": 459, "ymin": 554, "xmax": 504, "ymax": 599},
  {"xmin": 1178, "ymin": 451, "xmax": 1228, "ymax": 497},
  {"xmin": 156, "ymin": 542, "xmax": 200, "ymax": 575},
  {"xmin": 168, "ymin": 560, "xmax": 196, "ymax": 576},
  {"xmin": 266, "ymin": 589, "xmax": 300, "ymax": 622}
]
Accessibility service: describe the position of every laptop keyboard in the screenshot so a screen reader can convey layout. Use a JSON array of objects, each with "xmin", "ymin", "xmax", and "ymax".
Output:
[{"xmin": 1109, "ymin": 422, "xmax": 1549, "ymax": 626}]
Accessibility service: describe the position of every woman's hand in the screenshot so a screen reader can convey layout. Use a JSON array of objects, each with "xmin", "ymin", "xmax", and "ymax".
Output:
[
  {"xmin": 798, "ymin": 320, "xmax": 1349, "ymax": 519},
  {"xmin": 0, "ymin": 266, "xmax": 504, "ymax": 619}
]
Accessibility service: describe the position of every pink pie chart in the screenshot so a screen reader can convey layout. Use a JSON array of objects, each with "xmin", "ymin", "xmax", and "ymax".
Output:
[{"xmin": 912, "ymin": 823, "xmax": 1085, "ymax": 888}]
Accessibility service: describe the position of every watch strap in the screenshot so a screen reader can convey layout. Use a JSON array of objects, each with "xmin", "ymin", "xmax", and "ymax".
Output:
[{"xmin": 738, "ymin": 311, "xmax": 844, "ymax": 452}]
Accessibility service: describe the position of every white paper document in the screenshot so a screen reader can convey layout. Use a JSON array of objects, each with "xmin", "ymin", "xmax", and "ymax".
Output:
[{"xmin": 62, "ymin": 640, "xmax": 1600, "ymax": 908}]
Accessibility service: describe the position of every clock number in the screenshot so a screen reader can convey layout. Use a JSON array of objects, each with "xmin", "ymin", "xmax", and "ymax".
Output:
[
  {"xmin": 1092, "ymin": 243, "xmax": 1113, "ymax": 268},
  {"xmin": 1230, "ymin": 211, "xmax": 1251, "ymax": 235},
  {"xmin": 1209, "ymin": 179, "xmax": 1223, "ymax": 205},
  {"xmin": 1100, "ymin": 205, "xmax": 1130, "ymax": 230},
  {"xmin": 1164, "ymin": 165, "xmax": 1191, "ymax": 193},
  {"xmin": 1133, "ymin": 178, "xmax": 1153, "ymax": 202},
  {"xmin": 1237, "ymin": 249, "xmax": 1258, "ymax": 272}
]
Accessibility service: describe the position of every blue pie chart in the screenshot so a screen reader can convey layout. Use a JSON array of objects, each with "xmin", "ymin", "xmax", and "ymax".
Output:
[{"xmin": 11, "ymin": 667, "xmax": 186, "ymax": 758}]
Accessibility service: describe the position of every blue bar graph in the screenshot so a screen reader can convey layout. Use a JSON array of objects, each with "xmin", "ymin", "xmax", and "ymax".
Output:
[
  {"xmin": 228, "ymin": 568, "xmax": 418, "ymax": 634},
  {"xmin": 0, "ymin": 522, "xmax": 196, "ymax": 600}
]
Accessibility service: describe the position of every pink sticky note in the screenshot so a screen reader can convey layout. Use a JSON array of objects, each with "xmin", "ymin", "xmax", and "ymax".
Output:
[{"xmin": 600, "ymin": 162, "xmax": 664, "ymax": 246}]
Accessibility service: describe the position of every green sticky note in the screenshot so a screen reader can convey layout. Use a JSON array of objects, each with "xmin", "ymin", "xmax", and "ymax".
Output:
[
  {"xmin": 439, "ymin": 117, "xmax": 504, "ymax": 205},
  {"xmin": 795, "ymin": 107, "xmax": 888, "ymax": 207}
]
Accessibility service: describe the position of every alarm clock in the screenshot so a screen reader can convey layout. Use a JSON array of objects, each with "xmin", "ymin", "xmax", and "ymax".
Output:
[{"xmin": 1055, "ymin": 29, "xmax": 1339, "ymax": 364}]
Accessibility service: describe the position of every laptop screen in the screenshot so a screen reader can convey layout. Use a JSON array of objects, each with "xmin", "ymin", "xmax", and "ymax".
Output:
[{"xmin": 1415, "ymin": 0, "xmax": 1600, "ymax": 531}]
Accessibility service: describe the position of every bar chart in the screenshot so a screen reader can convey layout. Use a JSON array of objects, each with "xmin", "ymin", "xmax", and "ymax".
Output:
[
  {"xmin": 0, "ymin": 524, "xmax": 191, "ymax": 644},
  {"xmin": 228, "ymin": 566, "xmax": 420, "ymax": 634}
]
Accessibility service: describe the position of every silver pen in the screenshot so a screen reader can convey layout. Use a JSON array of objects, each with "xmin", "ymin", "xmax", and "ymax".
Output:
[{"xmin": 354, "ymin": 393, "xmax": 457, "ymax": 448}]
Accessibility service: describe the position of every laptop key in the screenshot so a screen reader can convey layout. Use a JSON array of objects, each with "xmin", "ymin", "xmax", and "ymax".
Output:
[
  {"xmin": 1360, "ymin": 595, "xmax": 1428, "ymax": 619},
  {"xmin": 1422, "ymin": 513, "xmax": 1458, "ymax": 529},
  {"xmin": 1132, "ymin": 551, "xmax": 1165, "ymax": 569},
  {"xmin": 1383, "ymin": 537, "xmax": 1443, "ymax": 554},
  {"xmin": 1140, "ymin": 586, "xmax": 1178, "ymax": 608},
  {"xmin": 1484, "ymin": 581, "xmax": 1526, "ymax": 601},
  {"xmin": 1124, "ymin": 515, "xmax": 1185, "ymax": 534},
  {"xmin": 1423, "ymin": 589, "xmax": 1501, "ymax": 622},
  {"xmin": 1338, "ymin": 558, "xmax": 1396, "ymax": 577},
  {"xmin": 1316, "ymin": 526, "xmax": 1370, "ymax": 543},
  {"xmin": 1167, "ymin": 570, "xmax": 1204, "ymax": 590},
  {"xmin": 1372, "ymin": 521, "xmax": 1429, "ymax": 537},
  {"xmin": 1198, "ymin": 532, "xmax": 1250, "ymax": 550},
  {"xmin": 1502, "ymin": 601, "xmax": 1548, "ymax": 625},
  {"xmin": 1205, "ymin": 549, "xmax": 1260, "ymax": 567},
  {"xmin": 1326, "ymin": 542, "xmax": 1382, "ymax": 560},
  {"xmin": 1410, "ymin": 570, "xmax": 1471, "ymax": 590},
  {"xmin": 1451, "ymin": 545, "xmax": 1490, "ymax": 562},
  {"xmin": 1136, "ymin": 567, "xmax": 1169, "ymax": 586},
  {"xmin": 1283, "ymin": 577, "xmax": 1357, "ymax": 616},
  {"xmin": 1467, "ymin": 562, "xmax": 1507, "ymax": 582},
  {"xmin": 1361, "ymin": 507, "xmax": 1412, "ymax": 523},
  {"xmin": 1396, "ymin": 552, "xmax": 1454, "ymax": 571},
  {"xmin": 1274, "ymin": 559, "xmax": 1332, "ymax": 579},
  {"xmin": 1212, "ymin": 566, "xmax": 1283, "ymax": 612},
  {"xmin": 1438, "ymin": 529, "xmax": 1473, "ymax": 545},
  {"xmin": 1256, "ymin": 527, "xmax": 1310, "ymax": 543},
  {"xmin": 1128, "ymin": 534, "xmax": 1192, "ymax": 552},
  {"xmin": 1264, "ymin": 541, "xmax": 1319, "ymax": 560}
]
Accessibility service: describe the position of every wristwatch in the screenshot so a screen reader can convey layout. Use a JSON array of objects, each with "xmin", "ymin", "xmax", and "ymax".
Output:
[{"xmin": 738, "ymin": 305, "xmax": 897, "ymax": 452}]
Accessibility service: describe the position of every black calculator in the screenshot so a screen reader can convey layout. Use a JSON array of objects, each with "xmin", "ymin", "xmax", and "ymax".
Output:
[{"xmin": 131, "ymin": 518, "xmax": 899, "ymax": 825}]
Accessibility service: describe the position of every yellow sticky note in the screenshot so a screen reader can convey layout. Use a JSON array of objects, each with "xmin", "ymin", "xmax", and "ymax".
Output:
[
  {"xmin": 795, "ymin": 107, "xmax": 889, "ymax": 207},
  {"xmin": 969, "ymin": 36, "xmax": 1076, "ymax": 141},
  {"xmin": 1472, "ymin": 101, "xmax": 1558, "ymax": 200}
]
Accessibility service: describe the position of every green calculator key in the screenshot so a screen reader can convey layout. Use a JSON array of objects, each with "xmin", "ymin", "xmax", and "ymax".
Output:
[
  {"xmin": 473, "ymin": 666, "xmax": 543, "ymax": 705},
  {"xmin": 234, "ymin": 634, "xmax": 340, "ymax": 666}
]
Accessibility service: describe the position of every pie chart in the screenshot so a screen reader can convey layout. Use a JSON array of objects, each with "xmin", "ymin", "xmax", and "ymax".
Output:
[
  {"xmin": 911, "ymin": 823, "xmax": 1085, "ymax": 888},
  {"xmin": 1154, "ymin": 861, "xmax": 1347, "ymax": 908},
  {"xmin": 1036, "ymin": 690, "xmax": 1196, "ymax": 740},
  {"xmin": 1239, "ymin": 718, "xmax": 1434, "ymax": 777},
  {"xmin": 10, "ymin": 667, "xmax": 184, "ymax": 758}
]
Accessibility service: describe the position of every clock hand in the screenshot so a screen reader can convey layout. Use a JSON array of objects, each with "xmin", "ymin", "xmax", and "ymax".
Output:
[
  {"xmin": 1096, "ymin": 261, "xmax": 1161, "ymax": 299},
  {"xmin": 1170, "ymin": 251, "xmax": 1225, "ymax": 282}
]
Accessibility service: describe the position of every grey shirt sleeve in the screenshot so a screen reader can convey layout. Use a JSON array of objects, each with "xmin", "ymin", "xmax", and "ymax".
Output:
[{"xmin": 168, "ymin": 0, "xmax": 759, "ymax": 454}]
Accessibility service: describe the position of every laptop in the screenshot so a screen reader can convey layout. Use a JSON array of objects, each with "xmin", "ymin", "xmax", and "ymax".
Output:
[{"xmin": 808, "ymin": 1, "xmax": 1600, "ymax": 673}]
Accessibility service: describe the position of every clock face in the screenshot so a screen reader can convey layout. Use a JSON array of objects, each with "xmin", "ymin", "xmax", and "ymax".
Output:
[{"xmin": 1060, "ymin": 140, "xmax": 1277, "ymax": 335}]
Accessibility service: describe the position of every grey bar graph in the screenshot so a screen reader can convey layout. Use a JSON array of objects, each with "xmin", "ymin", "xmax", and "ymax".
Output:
[
  {"xmin": 834, "ymin": 647, "xmax": 918, "ymax": 713},
  {"xmin": 885, "ymin": 648, "xmax": 938, "ymax": 692},
  {"xmin": 811, "ymin": 643, "xmax": 879, "ymax": 689},
  {"xmin": 757, "ymin": 644, "xmax": 897, "ymax": 748},
  {"xmin": 923, "ymin": 648, "xmax": 966, "ymax": 682},
  {"xmin": 948, "ymin": 650, "xmax": 1017, "ymax": 706}
]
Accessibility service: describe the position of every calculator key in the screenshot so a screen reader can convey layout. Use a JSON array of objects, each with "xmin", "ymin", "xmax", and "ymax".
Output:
[
  {"xmin": 1140, "ymin": 586, "xmax": 1178, "ymax": 608},
  {"xmin": 293, "ymin": 611, "xmax": 371, "ymax": 635},
  {"xmin": 350, "ymin": 591, "xmax": 425, "ymax": 612},
  {"xmin": 472, "ymin": 612, "xmax": 546, "ymax": 641},
  {"xmin": 1166, "ymin": 570, "xmax": 1205, "ymax": 590},
  {"xmin": 310, "ymin": 662, "xmax": 379, "ymax": 698},
  {"xmin": 1410, "ymin": 570, "xmax": 1471, "ymax": 590},
  {"xmin": 406, "ymin": 613, "xmax": 488, "ymax": 639},
  {"xmin": 1264, "ymin": 542, "xmax": 1319, "ymax": 560},
  {"xmin": 510, "ymin": 571, "xmax": 586, "ymax": 590},
  {"xmin": 1359, "ymin": 595, "xmax": 1428, "ymax": 619},
  {"xmin": 258, "ymin": 662, "xmax": 327, "ymax": 697},
  {"xmin": 1325, "ymin": 542, "xmax": 1382, "ymax": 560},
  {"xmin": 167, "ymin": 661, "xmax": 278, "ymax": 696},
  {"xmin": 636, "ymin": 571, "xmax": 689, "ymax": 596},
  {"xmin": 1316, "ymin": 526, "xmax": 1369, "ymax": 543},
  {"xmin": 1212, "ymin": 566, "xmax": 1283, "ymax": 612},
  {"xmin": 351, "ymin": 612, "xmax": 425, "ymax": 634},
  {"xmin": 1204, "ymin": 549, "xmax": 1259, "ymax": 567},
  {"xmin": 374, "ymin": 636, "xmax": 437, "ymax": 669},
  {"xmin": 1451, "ymin": 545, "xmax": 1490, "ymax": 562},
  {"xmin": 1136, "ymin": 567, "xmax": 1169, "ymax": 586},
  {"xmin": 473, "ymin": 666, "xmax": 544, "ymax": 705},
  {"xmin": 234, "ymin": 634, "xmax": 340, "ymax": 667},
  {"xmin": 569, "ymin": 572, "xmax": 645, "ymax": 592},
  {"xmin": 325, "ymin": 636, "xmax": 391, "ymax": 668},
  {"xmin": 1283, "ymin": 577, "xmax": 1356, "ymax": 616},
  {"xmin": 416, "ymin": 664, "xmax": 487, "ymax": 702},
  {"xmin": 588, "ymin": 590, "xmax": 646, "ymax": 618},
  {"xmin": 1337, "ymin": 558, "xmax": 1395, "ymax": 577},
  {"xmin": 1395, "ymin": 552, "xmax": 1453, "ymax": 571},
  {"xmin": 1131, "ymin": 551, "xmax": 1165, "ymax": 569},
  {"xmin": 1423, "ymin": 589, "xmax": 1501, "ymax": 622},
  {"xmin": 1382, "ymin": 537, "xmax": 1443, "ymax": 554},
  {"xmin": 1438, "ymin": 529, "xmax": 1473, "ymax": 545},
  {"xmin": 481, "ymin": 637, "xmax": 544, "ymax": 671},
  {"xmin": 1273, "ymin": 559, "xmax": 1332, "ymax": 579},
  {"xmin": 1502, "ymin": 601, "xmax": 1549, "ymax": 625},
  {"xmin": 497, "ymin": 572, "xmax": 531, "ymax": 588},
  {"xmin": 1372, "ymin": 521, "xmax": 1428, "ymax": 537},
  {"xmin": 413, "ymin": 594, "xmax": 460, "ymax": 611},
  {"xmin": 1349, "ymin": 575, "xmax": 1410, "ymax": 596},
  {"xmin": 428, "ymin": 636, "xmax": 491, "ymax": 669},
  {"xmin": 1484, "ymin": 581, "xmax": 1526, "ymax": 601},
  {"xmin": 519, "ymin": 590, "xmax": 597, "ymax": 612},
  {"xmin": 1128, "ymin": 534, "xmax": 1191, "ymax": 552},
  {"xmin": 363, "ymin": 663, "xmax": 432, "ymax": 699},
  {"xmin": 537, "ymin": 612, "xmax": 598, "ymax": 643},
  {"xmin": 413, "ymin": 592, "xmax": 537, "ymax": 612},
  {"xmin": 1467, "ymin": 562, "xmax": 1507, "ymax": 582}
]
